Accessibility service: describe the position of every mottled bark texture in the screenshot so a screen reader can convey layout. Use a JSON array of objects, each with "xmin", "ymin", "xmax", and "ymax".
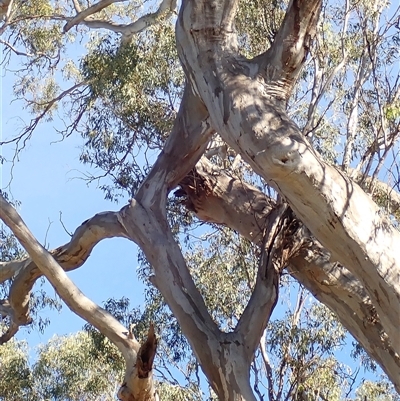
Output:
[
  {"xmin": 178, "ymin": 159, "xmax": 400, "ymax": 391},
  {"xmin": 1, "ymin": 0, "xmax": 400, "ymax": 399},
  {"xmin": 176, "ymin": 0, "xmax": 399, "ymax": 348}
]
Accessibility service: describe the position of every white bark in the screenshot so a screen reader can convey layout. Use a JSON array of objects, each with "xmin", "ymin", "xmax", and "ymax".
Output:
[
  {"xmin": 176, "ymin": 0, "xmax": 400, "ymax": 355},
  {"xmin": 117, "ymin": 88, "xmax": 284, "ymax": 400},
  {"xmin": 3, "ymin": 211, "xmax": 127, "ymax": 340},
  {"xmin": 1, "ymin": 0, "xmax": 399, "ymax": 399},
  {"xmin": 63, "ymin": 0, "xmax": 126, "ymax": 33},
  {"xmin": 179, "ymin": 158, "xmax": 400, "ymax": 391},
  {"xmin": 63, "ymin": 0, "xmax": 177, "ymax": 45},
  {"xmin": 0, "ymin": 195, "xmax": 161, "ymax": 401},
  {"xmin": 0, "ymin": 85, "xmax": 281, "ymax": 400},
  {"xmin": 0, "ymin": 196, "xmax": 135, "ymax": 372}
]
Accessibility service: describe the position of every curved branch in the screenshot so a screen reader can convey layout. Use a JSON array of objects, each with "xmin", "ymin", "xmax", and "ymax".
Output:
[
  {"xmin": 0, "ymin": 320, "xmax": 20, "ymax": 344},
  {"xmin": 63, "ymin": 0, "xmax": 126, "ymax": 33},
  {"xmin": 1, "ymin": 83, "xmax": 214, "ymax": 394},
  {"xmin": 136, "ymin": 84, "xmax": 213, "ymax": 207},
  {"xmin": 4, "ymin": 211, "xmax": 127, "ymax": 332},
  {"xmin": 0, "ymin": 195, "xmax": 162, "ymax": 400},
  {"xmin": 177, "ymin": 4, "xmax": 400, "ymax": 347},
  {"xmin": 64, "ymin": 0, "xmax": 178, "ymax": 45},
  {"xmin": 118, "ymin": 85, "xmax": 260, "ymax": 395},
  {"xmin": 288, "ymin": 249, "xmax": 400, "ymax": 393},
  {"xmin": 120, "ymin": 0, "xmax": 177, "ymax": 44},
  {"xmin": 0, "ymin": 195, "xmax": 137, "ymax": 359},
  {"xmin": 129, "ymin": 86, "xmax": 217, "ymax": 335},
  {"xmin": 256, "ymin": 0, "xmax": 322, "ymax": 98}
]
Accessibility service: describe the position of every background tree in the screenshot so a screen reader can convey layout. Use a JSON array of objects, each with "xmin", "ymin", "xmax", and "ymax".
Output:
[
  {"xmin": 1, "ymin": 283, "xmax": 399, "ymax": 400},
  {"xmin": 0, "ymin": 0, "xmax": 399, "ymax": 400}
]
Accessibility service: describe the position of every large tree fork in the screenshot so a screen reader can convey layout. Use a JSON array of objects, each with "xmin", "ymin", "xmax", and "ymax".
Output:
[{"xmin": 1, "ymin": 0, "xmax": 400, "ymax": 399}]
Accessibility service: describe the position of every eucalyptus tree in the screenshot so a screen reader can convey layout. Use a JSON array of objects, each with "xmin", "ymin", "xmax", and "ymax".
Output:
[
  {"xmin": 1, "ymin": 290, "xmax": 398, "ymax": 401},
  {"xmin": 0, "ymin": 328, "xmax": 203, "ymax": 400},
  {"xmin": 0, "ymin": 331, "xmax": 122, "ymax": 401},
  {"xmin": 0, "ymin": 0, "xmax": 399, "ymax": 400}
]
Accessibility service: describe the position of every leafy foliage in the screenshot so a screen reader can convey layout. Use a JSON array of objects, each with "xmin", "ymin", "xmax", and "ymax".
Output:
[
  {"xmin": 78, "ymin": 23, "xmax": 184, "ymax": 200},
  {"xmin": 236, "ymin": 0, "xmax": 286, "ymax": 55},
  {"xmin": 1, "ymin": 0, "xmax": 400, "ymax": 399},
  {"xmin": 0, "ymin": 338, "xmax": 33, "ymax": 400}
]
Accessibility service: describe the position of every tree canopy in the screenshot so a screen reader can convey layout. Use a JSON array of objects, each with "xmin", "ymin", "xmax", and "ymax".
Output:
[{"xmin": 0, "ymin": 0, "xmax": 399, "ymax": 400}]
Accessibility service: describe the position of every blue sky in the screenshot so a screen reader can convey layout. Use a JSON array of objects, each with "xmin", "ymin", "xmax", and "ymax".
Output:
[
  {"xmin": 0, "ymin": 7, "xmax": 395, "ymax": 394},
  {"xmin": 0, "ymin": 76, "xmax": 384, "ymax": 392},
  {"xmin": 1, "ymin": 65, "xmax": 145, "ymax": 346}
]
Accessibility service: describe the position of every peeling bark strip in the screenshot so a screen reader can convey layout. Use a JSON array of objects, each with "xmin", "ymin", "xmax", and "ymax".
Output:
[
  {"xmin": 137, "ymin": 324, "xmax": 158, "ymax": 379},
  {"xmin": 176, "ymin": 0, "xmax": 400, "ymax": 354},
  {"xmin": 118, "ymin": 325, "xmax": 158, "ymax": 401}
]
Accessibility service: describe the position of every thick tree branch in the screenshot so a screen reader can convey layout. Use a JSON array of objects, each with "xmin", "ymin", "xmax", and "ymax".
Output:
[
  {"xmin": 235, "ymin": 205, "xmax": 290, "ymax": 357},
  {"xmin": 136, "ymin": 84, "xmax": 214, "ymax": 207},
  {"xmin": 179, "ymin": 157, "xmax": 276, "ymax": 243},
  {"xmin": 119, "ymin": 0, "xmax": 177, "ymax": 44},
  {"xmin": 0, "ymin": 195, "xmax": 161, "ymax": 400},
  {"xmin": 64, "ymin": 0, "xmax": 177, "ymax": 45},
  {"xmin": 121, "ymin": 86, "xmax": 263, "ymax": 398},
  {"xmin": 120, "ymin": 88, "xmax": 223, "ymax": 385},
  {"xmin": 0, "ymin": 317, "xmax": 19, "ymax": 344},
  {"xmin": 118, "ymin": 325, "xmax": 159, "ymax": 401},
  {"xmin": 0, "ymin": 194, "xmax": 137, "ymax": 359},
  {"xmin": 256, "ymin": 0, "xmax": 322, "ymax": 98},
  {"xmin": 71, "ymin": 0, "xmax": 82, "ymax": 13},
  {"xmin": 177, "ymin": 159, "xmax": 400, "ymax": 391},
  {"xmin": 119, "ymin": 198, "xmax": 228, "ymax": 392},
  {"xmin": 63, "ymin": 0, "xmax": 126, "ymax": 33},
  {"xmin": 2, "ymin": 211, "xmax": 127, "ymax": 337},
  {"xmin": 288, "ymin": 249, "xmax": 400, "ymax": 393},
  {"xmin": 187, "ymin": 0, "xmax": 239, "ymax": 33},
  {"xmin": 2, "ymin": 84, "xmax": 218, "ymax": 396},
  {"xmin": 177, "ymin": 4, "xmax": 400, "ymax": 348}
]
